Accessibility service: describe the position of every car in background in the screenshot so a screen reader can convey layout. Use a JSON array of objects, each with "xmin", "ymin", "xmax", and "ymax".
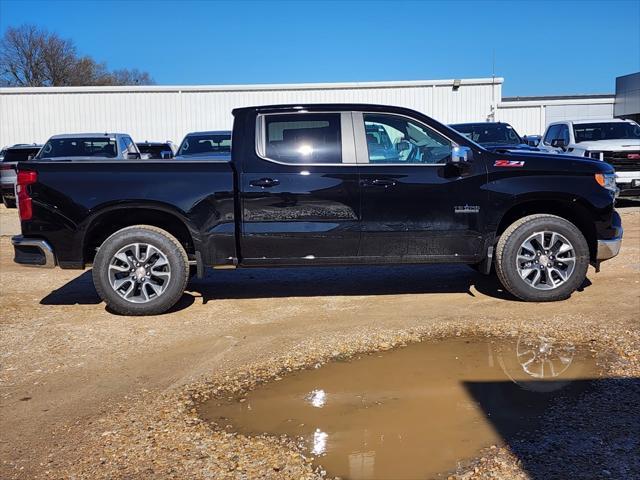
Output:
[
  {"xmin": 449, "ymin": 122, "xmax": 540, "ymax": 153},
  {"xmin": 523, "ymin": 135, "xmax": 542, "ymax": 147},
  {"xmin": 36, "ymin": 133, "xmax": 151, "ymax": 161},
  {"xmin": 175, "ymin": 131, "xmax": 231, "ymax": 160},
  {"xmin": 1, "ymin": 144, "xmax": 42, "ymax": 208},
  {"xmin": 136, "ymin": 141, "xmax": 177, "ymax": 159},
  {"xmin": 539, "ymin": 118, "xmax": 640, "ymax": 197}
]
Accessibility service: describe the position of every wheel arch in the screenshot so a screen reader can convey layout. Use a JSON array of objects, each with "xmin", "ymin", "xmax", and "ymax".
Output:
[
  {"xmin": 495, "ymin": 196, "xmax": 598, "ymax": 260},
  {"xmin": 82, "ymin": 203, "xmax": 199, "ymax": 265}
]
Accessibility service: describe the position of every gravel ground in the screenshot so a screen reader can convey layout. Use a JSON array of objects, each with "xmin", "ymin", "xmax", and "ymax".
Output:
[{"xmin": 1, "ymin": 203, "xmax": 639, "ymax": 479}]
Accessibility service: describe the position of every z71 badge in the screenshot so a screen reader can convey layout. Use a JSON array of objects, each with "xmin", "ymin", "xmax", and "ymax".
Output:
[{"xmin": 495, "ymin": 160, "xmax": 525, "ymax": 167}]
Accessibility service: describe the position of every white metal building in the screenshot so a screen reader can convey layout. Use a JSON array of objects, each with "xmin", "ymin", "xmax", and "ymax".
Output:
[
  {"xmin": 496, "ymin": 94, "xmax": 615, "ymax": 136},
  {"xmin": 0, "ymin": 78, "xmax": 502, "ymax": 146},
  {"xmin": 0, "ymin": 76, "xmax": 616, "ymax": 146}
]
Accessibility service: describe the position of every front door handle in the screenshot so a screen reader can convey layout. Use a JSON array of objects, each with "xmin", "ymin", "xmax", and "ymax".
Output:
[
  {"xmin": 250, "ymin": 178, "xmax": 280, "ymax": 188},
  {"xmin": 362, "ymin": 178, "xmax": 397, "ymax": 188}
]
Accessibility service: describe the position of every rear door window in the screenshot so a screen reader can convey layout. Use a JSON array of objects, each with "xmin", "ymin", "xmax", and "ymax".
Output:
[{"xmin": 263, "ymin": 113, "xmax": 342, "ymax": 164}]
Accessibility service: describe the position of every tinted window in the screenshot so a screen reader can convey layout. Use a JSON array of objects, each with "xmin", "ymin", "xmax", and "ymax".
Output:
[
  {"xmin": 573, "ymin": 122, "xmax": 640, "ymax": 143},
  {"xmin": 558, "ymin": 125, "xmax": 570, "ymax": 144},
  {"xmin": 543, "ymin": 125, "xmax": 562, "ymax": 145},
  {"xmin": 37, "ymin": 138, "xmax": 118, "ymax": 158},
  {"xmin": 364, "ymin": 114, "xmax": 451, "ymax": 164},
  {"xmin": 264, "ymin": 113, "xmax": 342, "ymax": 164},
  {"xmin": 123, "ymin": 137, "xmax": 138, "ymax": 154},
  {"xmin": 2, "ymin": 148, "xmax": 40, "ymax": 162},
  {"xmin": 178, "ymin": 134, "xmax": 231, "ymax": 156},
  {"xmin": 138, "ymin": 144, "xmax": 173, "ymax": 159},
  {"xmin": 451, "ymin": 123, "xmax": 522, "ymax": 145}
]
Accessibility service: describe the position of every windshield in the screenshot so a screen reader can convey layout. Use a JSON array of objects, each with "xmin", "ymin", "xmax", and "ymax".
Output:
[
  {"xmin": 137, "ymin": 144, "xmax": 173, "ymax": 159},
  {"xmin": 2, "ymin": 147, "xmax": 41, "ymax": 162},
  {"xmin": 573, "ymin": 122, "xmax": 640, "ymax": 143},
  {"xmin": 37, "ymin": 138, "xmax": 118, "ymax": 158},
  {"xmin": 451, "ymin": 123, "xmax": 523, "ymax": 145},
  {"xmin": 178, "ymin": 134, "xmax": 231, "ymax": 156}
]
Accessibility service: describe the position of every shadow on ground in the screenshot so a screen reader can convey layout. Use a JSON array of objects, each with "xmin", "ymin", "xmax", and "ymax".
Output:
[
  {"xmin": 464, "ymin": 377, "xmax": 640, "ymax": 479},
  {"xmin": 40, "ymin": 264, "xmax": 594, "ymax": 312}
]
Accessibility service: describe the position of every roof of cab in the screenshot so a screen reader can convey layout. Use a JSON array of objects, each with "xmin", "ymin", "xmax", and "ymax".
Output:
[
  {"xmin": 232, "ymin": 103, "xmax": 426, "ymax": 115},
  {"xmin": 548, "ymin": 118, "xmax": 635, "ymax": 126},
  {"xmin": 48, "ymin": 133, "xmax": 129, "ymax": 139},
  {"xmin": 183, "ymin": 130, "xmax": 231, "ymax": 136}
]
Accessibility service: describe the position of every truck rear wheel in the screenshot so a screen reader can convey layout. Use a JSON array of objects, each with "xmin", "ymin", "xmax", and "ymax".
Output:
[
  {"xmin": 92, "ymin": 225, "xmax": 189, "ymax": 315},
  {"xmin": 495, "ymin": 214, "xmax": 589, "ymax": 302}
]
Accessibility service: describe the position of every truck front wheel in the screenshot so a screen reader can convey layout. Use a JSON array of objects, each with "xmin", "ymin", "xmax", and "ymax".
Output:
[
  {"xmin": 92, "ymin": 225, "xmax": 190, "ymax": 315},
  {"xmin": 495, "ymin": 214, "xmax": 590, "ymax": 302}
]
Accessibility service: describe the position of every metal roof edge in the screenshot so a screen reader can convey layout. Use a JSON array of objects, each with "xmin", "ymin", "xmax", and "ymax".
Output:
[{"xmin": 0, "ymin": 77, "xmax": 505, "ymax": 95}]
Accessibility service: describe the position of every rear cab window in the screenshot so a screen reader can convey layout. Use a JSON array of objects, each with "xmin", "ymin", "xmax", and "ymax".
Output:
[
  {"xmin": 37, "ymin": 138, "xmax": 118, "ymax": 158},
  {"xmin": 178, "ymin": 134, "xmax": 231, "ymax": 156},
  {"xmin": 2, "ymin": 148, "xmax": 41, "ymax": 162}
]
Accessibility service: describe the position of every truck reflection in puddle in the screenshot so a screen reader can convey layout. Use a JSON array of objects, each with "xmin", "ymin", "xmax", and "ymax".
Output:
[{"xmin": 199, "ymin": 336, "xmax": 598, "ymax": 480}]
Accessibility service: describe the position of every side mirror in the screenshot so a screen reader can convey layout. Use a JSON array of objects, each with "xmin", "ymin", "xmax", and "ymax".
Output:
[
  {"xmin": 27, "ymin": 154, "xmax": 34, "ymax": 160},
  {"xmin": 551, "ymin": 139, "xmax": 567, "ymax": 149},
  {"xmin": 450, "ymin": 145, "xmax": 473, "ymax": 164},
  {"xmin": 160, "ymin": 151, "xmax": 173, "ymax": 159},
  {"xmin": 125, "ymin": 152, "xmax": 141, "ymax": 159}
]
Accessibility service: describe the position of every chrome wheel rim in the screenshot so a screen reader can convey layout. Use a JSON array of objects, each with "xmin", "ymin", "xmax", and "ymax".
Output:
[
  {"xmin": 516, "ymin": 231, "xmax": 576, "ymax": 290},
  {"xmin": 108, "ymin": 243, "xmax": 171, "ymax": 303},
  {"xmin": 516, "ymin": 335, "xmax": 575, "ymax": 379}
]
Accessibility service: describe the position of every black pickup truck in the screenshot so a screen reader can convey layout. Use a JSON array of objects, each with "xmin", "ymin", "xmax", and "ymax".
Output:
[{"xmin": 12, "ymin": 104, "xmax": 623, "ymax": 315}]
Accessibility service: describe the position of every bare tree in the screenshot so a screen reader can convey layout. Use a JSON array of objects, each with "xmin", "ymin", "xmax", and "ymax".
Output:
[{"xmin": 0, "ymin": 24, "xmax": 154, "ymax": 87}]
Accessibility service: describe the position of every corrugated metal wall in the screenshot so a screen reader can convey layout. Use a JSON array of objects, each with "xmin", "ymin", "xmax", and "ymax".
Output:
[
  {"xmin": 0, "ymin": 79, "xmax": 502, "ymax": 146},
  {"xmin": 496, "ymin": 98, "xmax": 615, "ymax": 136}
]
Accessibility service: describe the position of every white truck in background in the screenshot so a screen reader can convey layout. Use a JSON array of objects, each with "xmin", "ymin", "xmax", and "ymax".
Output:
[{"xmin": 539, "ymin": 118, "xmax": 640, "ymax": 197}]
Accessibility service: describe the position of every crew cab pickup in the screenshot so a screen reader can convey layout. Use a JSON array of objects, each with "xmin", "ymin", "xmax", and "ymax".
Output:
[{"xmin": 12, "ymin": 104, "xmax": 623, "ymax": 315}]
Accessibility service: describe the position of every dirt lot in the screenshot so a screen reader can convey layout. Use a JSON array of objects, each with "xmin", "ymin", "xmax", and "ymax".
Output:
[{"xmin": 1, "ymin": 203, "xmax": 639, "ymax": 479}]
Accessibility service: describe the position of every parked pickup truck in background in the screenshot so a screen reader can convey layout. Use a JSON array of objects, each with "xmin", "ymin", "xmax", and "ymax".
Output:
[
  {"xmin": 36, "ymin": 133, "xmax": 151, "ymax": 160},
  {"xmin": 12, "ymin": 104, "xmax": 622, "ymax": 315},
  {"xmin": 539, "ymin": 118, "xmax": 640, "ymax": 197},
  {"xmin": 1, "ymin": 143, "xmax": 42, "ymax": 208},
  {"xmin": 449, "ymin": 121, "xmax": 541, "ymax": 154}
]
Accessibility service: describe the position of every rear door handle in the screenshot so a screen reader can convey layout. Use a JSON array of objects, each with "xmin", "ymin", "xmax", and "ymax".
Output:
[
  {"xmin": 362, "ymin": 178, "xmax": 397, "ymax": 188},
  {"xmin": 249, "ymin": 178, "xmax": 280, "ymax": 188}
]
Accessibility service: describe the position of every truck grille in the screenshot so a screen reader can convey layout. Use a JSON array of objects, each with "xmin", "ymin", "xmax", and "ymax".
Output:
[{"xmin": 601, "ymin": 151, "xmax": 640, "ymax": 171}]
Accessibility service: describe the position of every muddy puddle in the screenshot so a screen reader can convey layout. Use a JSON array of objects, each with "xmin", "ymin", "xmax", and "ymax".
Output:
[{"xmin": 200, "ymin": 336, "xmax": 600, "ymax": 479}]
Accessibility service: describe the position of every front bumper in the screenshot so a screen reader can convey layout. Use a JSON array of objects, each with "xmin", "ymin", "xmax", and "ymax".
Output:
[
  {"xmin": 12, "ymin": 235, "xmax": 56, "ymax": 268},
  {"xmin": 596, "ymin": 230, "xmax": 623, "ymax": 261}
]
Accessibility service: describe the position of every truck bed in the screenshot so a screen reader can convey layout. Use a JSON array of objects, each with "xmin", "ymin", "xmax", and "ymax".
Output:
[{"xmin": 19, "ymin": 159, "xmax": 236, "ymax": 268}]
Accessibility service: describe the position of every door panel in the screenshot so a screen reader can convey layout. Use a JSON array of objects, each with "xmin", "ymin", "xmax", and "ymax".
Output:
[
  {"xmin": 241, "ymin": 168, "xmax": 360, "ymax": 263},
  {"xmin": 357, "ymin": 113, "xmax": 488, "ymax": 261},
  {"xmin": 240, "ymin": 112, "xmax": 361, "ymax": 264}
]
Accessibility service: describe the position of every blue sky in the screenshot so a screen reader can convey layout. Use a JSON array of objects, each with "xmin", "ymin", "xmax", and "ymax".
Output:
[{"xmin": 1, "ymin": 0, "xmax": 638, "ymax": 96}]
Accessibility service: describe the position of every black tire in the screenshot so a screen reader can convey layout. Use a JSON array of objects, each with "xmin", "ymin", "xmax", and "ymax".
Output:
[
  {"xmin": 495, "ymin": 214, "xmax": 589, "ymax": 302},
  {"xmin": 3, "ymin": 195, "xmax": 16, "ymax": 208},
  {"xmin": 92, "ymin": 225, "xmax": 189, "ymax": 315}
]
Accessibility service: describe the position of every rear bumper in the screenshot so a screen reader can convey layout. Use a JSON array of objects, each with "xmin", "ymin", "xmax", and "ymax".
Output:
[{"xmin": 12, "ymin": 235, "xmax": 56, "ymax": 268}]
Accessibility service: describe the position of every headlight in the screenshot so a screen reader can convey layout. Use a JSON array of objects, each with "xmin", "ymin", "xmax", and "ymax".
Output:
[
  {"xmin": 595, "ymin": 173, "xmax": 618, "ymax": 195},
  {"xmin": 588, "ymin": 151, "xmax": 603, "ymax": 160}
]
